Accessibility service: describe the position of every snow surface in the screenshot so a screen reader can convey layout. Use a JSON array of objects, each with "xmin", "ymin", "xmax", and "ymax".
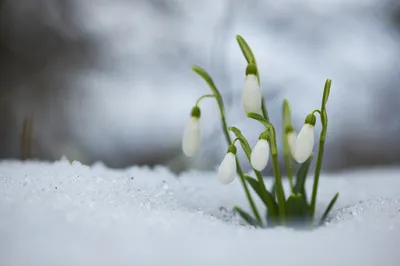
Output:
[{"xmin": 0, "ymin": 159, "xmax": 399, "ymax": 266}]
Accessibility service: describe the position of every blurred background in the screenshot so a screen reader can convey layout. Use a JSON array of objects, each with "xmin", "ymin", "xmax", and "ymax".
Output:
[{"xmin": 1, "ymin": 0, "xmax": 400, "ymax": 174}]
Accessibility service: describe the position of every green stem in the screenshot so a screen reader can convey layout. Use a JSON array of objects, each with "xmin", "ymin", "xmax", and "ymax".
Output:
[
  {"xmin": 283, "ymin": 135, "xmax": 294, "ymax": 192},
  {"xmin": 214, "ymin": 87, "xmax": 262, "ymax": 225},
  {"xmin": 261, "ymin": 98, "xmax": 270, "ymax": 122},
  {"xmin": 246, "ymin": 112, "xmax": 286, "ymax": 223},
  {"xmin": 282, "ymin": 99, "xmax": 294, "ymax": 192},
  {"xmin": 269, "ymin": 129, "xmax": 286, "ymax": 224},
  {"xmin": 310, "ymin": 79, "xmax": 331, "ymax": 218},
  {"xmin": 253, "ymin": 171, "xmax": 277, "ymax": 218},
  {"xmin": 236, "ymin": 159, "xmax": 262, "ymax": 225},
  {"xmin": 196, "ymin": 94, "xmax": 215, "ymax": 106},
  {"xmin": 310, "ymin": 133, "xmax": 326, "ymax": 218},
  {"xmin": 191, "ymin": 65, "xmax": 262, "ymax": 225},
  {"xmin": 312, "ymin": 109, "xmax": 321, "ymax": 116}
]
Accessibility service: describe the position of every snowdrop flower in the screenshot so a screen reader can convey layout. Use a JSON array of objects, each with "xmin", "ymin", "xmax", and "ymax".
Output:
[
  {"xmin": 242, "ymin": 64, "xmax": 262, "ymax": 114},
  {"xmin": 250, "ymin": 131, "xmax": 270, "ymax": 171},
  {"xmin": 218, "ymin": 145, "xmax": 237, "ymax": 184},
  {"xmin": 182, "ymin": 106, "xmax": 201, "ymax": 157},
  {"xmin": 287, "ymin": 114, "xmax": 316, "ymax": 163}
]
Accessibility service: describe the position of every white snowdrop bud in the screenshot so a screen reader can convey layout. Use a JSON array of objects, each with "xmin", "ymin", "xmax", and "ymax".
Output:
[
  {"xmin": 286, "ymin": 126, "xmax": 297, "ymax": 160},
  {"xmin": 182, "ymin": 106, "xmax": 201, "ymax": 157},
  {"xmin": 218, "ymin": 145, "xmax": 237, "ymax": 184},
  {"xmin": 289, "ymin": 114, "xmax": 316, "ymax": 163},
  {"xmin": 250, "ymin": 132, "xmax": 270, "ymax": 171},
  {"xmin": 295, "ymin": 124, "xmax": 314, "ymax": 163},
  {"xmin": 242, "ymin": 64, "xmax": 262, "ymax": 114}
]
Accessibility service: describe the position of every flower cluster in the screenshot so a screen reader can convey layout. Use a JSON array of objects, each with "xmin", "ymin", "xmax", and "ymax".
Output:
[
  {"xmin": 182, "ymin": 70, "xmax": 316, "ymax": 184},
  {"xmin": 181, "ymin": 35, "xmax": 338, "ymax": 228}
]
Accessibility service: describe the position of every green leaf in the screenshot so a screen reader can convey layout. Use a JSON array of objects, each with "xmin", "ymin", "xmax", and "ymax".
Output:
[
  {"xmin": 236, "ymin": 35, "xmax": 256, "ymax": 65},
  {"xmin": 247, "ymin": 112, "xmax": 286, "ymax": 223},
  {"xmin": 319, "ymin": 192, "xmax": 339, "ymax": 225},
  {"xmin": 282, "ymin": 99, "xmax": 294, "ymax": 191},
  {"xmin": 294, "ymin": 155, "xmax": 313, "ymax": 203},
  {"xmin": 244, "ymin": 175, "xmax": 262, "ymax": 196},
  {"xmin": 322, "ymin": 79, "xmax": 332, "ymax": 107},
  {"xmin": 228, "ymin": 127, "xmax": 252, "ymax": 159},
  {"xmin": 247, "ymin": 112, "xmax": 272, "ymax": 130},
  {"xmin": 233, "ymin": 206, "xmax": 261, "ymax": 227},
  {"xmin": 244, "ymin": 175, "xmax": 278, "ymax": 217},
  {"xmin": 282, "ymin": 99, "xmax": 292, "ymax": 127},
  {"xmin": 270, "ymin": 182, "xmax": 276, "ymax": 199},
  {"xmin": 191, "ymin": 65, "xmax": 224, "ymax": 106},
  {"xmin": 228, "ymin": 127, "xmax": 277, "ymax": 219},
  {"xmin": 285, "ymin": 193, "xmax": 309, "ymax": 226},
  {"xmin": 261, "ymin": 99, "xmax": 270, "ymax": 122}
]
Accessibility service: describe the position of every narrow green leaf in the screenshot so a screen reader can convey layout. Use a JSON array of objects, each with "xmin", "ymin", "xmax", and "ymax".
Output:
[
  {"xmin": 228, "ymin": 127, "xmax": 252, "ymax": 159},
  {"xmin": 236, "ymin": 35, "xmax": 256, "ymax": 65},
  {"xmin": 270, "ymin": 182, "xmax": 276, "ymax": 199},
  {"xmin": 261, "ymin": 99, "xmax": 270, "ymax": 122},
  {"xmin": 319, "ymin": 192, "xmax": 339, "ymax": 225},
  {"xmin": 282, "ymin": 99, "xmax": 294, "ymax": 191},
  {"xmin": 228, "ymin": 127, "xmax": 277, "ymax": 219},
  {"xmin": 285, "ymin": 193, "xmax": 309, "ymax": 226},
  {"xmin": 286, "ymin": 194, "xmax": 309, "ymax": 216},
  {"xmin": 247, "ymin": 112, "xmax": 286, "ymax": 223},
  {"xmin": 247, "ymin": 112, "xmax": 272, "ymax": 130},
  {"xmin": 282, "ymin": 99, "xmax": 292, "ymax": 127},
  {"xmin": 322, "ymin": 79, "xmax": 332, "ymax": 106},
  {"xmin": 294, "ymin": 155, "xmax": 313, "ymax": 203},
  {"xmin": 237, "ymin": 35, "xmax": 262, "ymax": 89},
  {"xmin": 244, "ymin": 175, "xmax": 262, "ymax": 196},
  {"xmin": 233, "ymin": 206, "xmax": 261, "ymax": 227},
  {"xmin": 191, "ymin": 65, "xmax": 224, "ymax": 106},
  {"xmin": 244, "ymin": 175, "xmax": 278, "ymax": 216}
]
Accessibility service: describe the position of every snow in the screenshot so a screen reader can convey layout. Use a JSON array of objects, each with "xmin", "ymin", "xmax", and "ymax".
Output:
[{"xmin": 1, "ymin": 159, "xmax": 400, "ymax": 266}]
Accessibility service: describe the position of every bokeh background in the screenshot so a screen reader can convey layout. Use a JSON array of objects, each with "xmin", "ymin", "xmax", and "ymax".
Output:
[{"xmin": 1, "ymin": 0, "xmax": 400, "ymax": 174}]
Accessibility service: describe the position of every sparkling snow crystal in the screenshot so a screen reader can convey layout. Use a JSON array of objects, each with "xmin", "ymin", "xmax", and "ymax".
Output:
[{"xmin": 0, "ymin": 159, "xmax": 399, "ymax": 266}]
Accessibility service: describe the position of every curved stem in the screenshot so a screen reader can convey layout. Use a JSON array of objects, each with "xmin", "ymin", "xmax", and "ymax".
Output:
[
  {"xmin": 311, "ymin": 109, "xmax": 321, "ymax": 116},
  {"xmin": 196, "ymin": 94, "xmax": 215, "ymax": 106},
  {"xmin": 232, "ymin": 137, "xmax": 241, "ymax": 145}
]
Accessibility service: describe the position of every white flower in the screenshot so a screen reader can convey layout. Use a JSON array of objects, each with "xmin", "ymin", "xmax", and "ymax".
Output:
[
  {"xmin": 218, "ymin": 152, "xmax": 237, "ymax": 184},
  {"xmin": 250, "ymin": 139, "xmax": 270, "ymax": 171},
  {"xmin": 242, "ymin": 74, "xmax": 262, "ymax": 114},
  {"xmin": 288, "ymin": 124, "xmax": 314, "ymax": 163},
  {"xmin": 182, "ymin": 116, "xmax": 201, "ymax": 157}
]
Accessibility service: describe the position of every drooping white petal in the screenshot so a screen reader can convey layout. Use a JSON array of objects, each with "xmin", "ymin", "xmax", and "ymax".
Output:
[
  {"xmin": 250, "ymin": 139, "xmax": 270, "ymax": 171},
  {"xmin": 218, "ymin": 152, "xmax": 237, "ymax": 184},
  {"xmin": 294, "ymin": 124, "xmax": 314, "ymax": 163},
  {"xmin": 182, "ymin": 117, "xmax": 201, "ymax": 157},
  {"xmin": 242, "ymin": 74, "xmax": 262, "ymax": 114}
]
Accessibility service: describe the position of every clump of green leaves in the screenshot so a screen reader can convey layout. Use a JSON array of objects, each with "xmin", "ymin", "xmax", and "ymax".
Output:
[{"xmin": 184, "ymin": 35, "xmax": 338, "ymax": 228}]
